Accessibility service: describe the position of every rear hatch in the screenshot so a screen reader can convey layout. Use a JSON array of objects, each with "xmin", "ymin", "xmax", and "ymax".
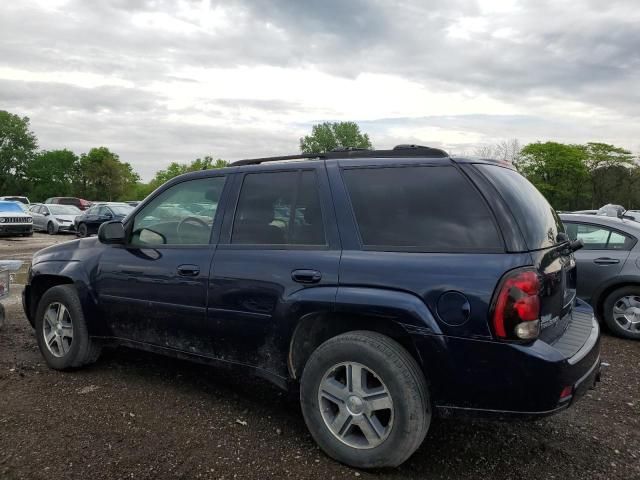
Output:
[{"xmin": 475, "ymin": 164, "xmax": 580, "ymax": 347}]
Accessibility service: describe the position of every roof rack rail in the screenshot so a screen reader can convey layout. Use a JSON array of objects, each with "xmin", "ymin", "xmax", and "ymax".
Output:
[
  {"xmin": 229, "ymin": 145, "xmax": 448, "ymax": 166},
  {"xmin": 230, "ymin": 153, "xmax": 325, "ymax": 167}
]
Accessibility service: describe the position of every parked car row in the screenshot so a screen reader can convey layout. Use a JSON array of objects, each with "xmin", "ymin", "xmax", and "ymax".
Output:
[{"xmin": 0, "ymin": 195, "xmax": 143, "ymax": 237}]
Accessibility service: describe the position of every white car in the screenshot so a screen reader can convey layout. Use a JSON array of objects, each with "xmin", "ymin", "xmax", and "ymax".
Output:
[
  {"xmin": 0, "ymin": 201, "xmax": 33, "ymax": 237},
  {"xmin": 29, "ymin": 204, "xmax": 81, "ymax": 234},
  {"xmin": 0, "ymin": 195, "xmax": 30, "ymax": 205}
]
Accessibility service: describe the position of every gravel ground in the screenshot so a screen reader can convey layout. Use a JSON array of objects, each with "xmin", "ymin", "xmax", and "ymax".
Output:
[{"xmin": 0, "ymin": 233, "xmax": 639, "ymax": 480}]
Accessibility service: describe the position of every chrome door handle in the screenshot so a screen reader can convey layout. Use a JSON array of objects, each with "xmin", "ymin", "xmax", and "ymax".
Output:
[{"xmin": 593, "ymin": 257, "xmax": 620, "ymax": 265}]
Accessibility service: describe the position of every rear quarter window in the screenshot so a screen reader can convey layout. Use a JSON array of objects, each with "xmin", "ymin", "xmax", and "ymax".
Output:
[
  {"xmin": 476, "ymin": 164, "xmax": 563, "ymax": 250},
  {"xmin": 342, "ymin": 165, "xmax": 503, "ymax": 252}
]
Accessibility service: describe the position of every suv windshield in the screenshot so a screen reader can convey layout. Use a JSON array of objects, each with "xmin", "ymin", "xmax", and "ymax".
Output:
[
  {"xmin": 476, "ymin": 164, "xmax": 564, "ymax": 250},
  {"xmin": 0, "ymin": 202, "xmax": 24, "ymax": 213}
]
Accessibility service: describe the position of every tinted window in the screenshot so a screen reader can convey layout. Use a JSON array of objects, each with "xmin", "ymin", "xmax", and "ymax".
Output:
[
  {"xmin": 477, "ymin": 164, "xmax": 563, "ymax": 250},
  {"xmin": 131, "ymin": 177, "xmax": 225, "ymax": 246},
  {"xmin": 232, "ymin": 171, "xmax": 325, "ymax": 245},
  {"xmin": 564, "ymin": 222, "xmax": 635, "ymax": 251},
  {"xmin": 342, "ymin": 166, "xmax": 502, "ymax": 251}
]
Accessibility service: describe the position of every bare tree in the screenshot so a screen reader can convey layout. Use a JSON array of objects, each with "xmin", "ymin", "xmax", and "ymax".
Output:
[{"xmin": 474, "ymin": 139, "xmax": 522, "ymax": 168}]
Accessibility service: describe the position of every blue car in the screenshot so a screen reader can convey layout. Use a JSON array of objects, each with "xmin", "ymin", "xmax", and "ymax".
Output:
[{"xmin": 22, "ymin": 146, "xmax": 601, "ymax": 468}]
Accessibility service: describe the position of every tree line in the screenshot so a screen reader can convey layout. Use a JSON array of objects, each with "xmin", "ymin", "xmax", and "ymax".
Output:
[
  {"xmin": 0, "ymin": 111, "xmax": 229, "ymax": 202},
  {"xmin": 1, "ymin": 109, "xmax": 638, "ymax": 211},
  {"xmin": 475, "ymin": 139, "xmax": 639, "ymax": 211}
]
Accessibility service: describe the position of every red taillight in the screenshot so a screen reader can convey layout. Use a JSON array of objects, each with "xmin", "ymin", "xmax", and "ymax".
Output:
[
  {"xmin": 492, "ymin": 269, "xmax": 541, "ymax": 341},
  {"xmin": 559, "ymin": 385, "xmax": 573, "ymax": 400}
]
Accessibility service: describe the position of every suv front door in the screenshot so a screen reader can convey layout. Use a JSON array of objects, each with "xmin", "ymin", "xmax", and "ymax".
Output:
[
  {"xmin": 94, "ymin": 175, "xmax": 228, "ymax": 351},
  {"xmin": 208, "ymin": 165, "xmax": 340, "ymax": 378}
]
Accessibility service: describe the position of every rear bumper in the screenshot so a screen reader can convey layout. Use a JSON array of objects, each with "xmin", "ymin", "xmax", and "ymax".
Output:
[{"xmin": 415, "ymin": 301, "xmax": 602, "ymax": 417}]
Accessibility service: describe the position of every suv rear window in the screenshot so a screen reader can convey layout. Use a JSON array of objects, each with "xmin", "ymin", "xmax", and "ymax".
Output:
[
  {"xmin": 476, "ymin": 164, "xmax": 564, "ymax": 250},
  {"xmin": 342, "ymin": 165, "xmax": 502, "ymax": 252},
  {"xmin": 232, "ymin": 170, "xmax": 326, "ymax": 246}
]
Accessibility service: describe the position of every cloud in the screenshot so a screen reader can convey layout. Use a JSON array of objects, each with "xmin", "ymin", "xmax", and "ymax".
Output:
[{"xmin": 0, "ymin": 0, "xmax": 638, "ymax": 181}]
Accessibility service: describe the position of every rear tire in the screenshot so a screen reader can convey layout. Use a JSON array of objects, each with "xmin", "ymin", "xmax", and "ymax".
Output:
[
  {"xmin": 603, "ymin": 287, "xmax": 640, "ymax": 339},
  {"xmin": 35, "ymin": 285, "xmax": 101, "ymax": 370},
  {"xmin": 47, "ymin": 222, "xmax": 55, "ymax": 235},
  {"xmin": 300, "ymin": 331, "xmax": 430, "ymax": 468},
  {"xmin": 77, "ymin": 223, "xmax": 88, "ymax": 238}
]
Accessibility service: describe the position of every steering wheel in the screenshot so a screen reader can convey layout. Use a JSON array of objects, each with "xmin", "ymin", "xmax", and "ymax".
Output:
[{"xmin": 177, "ymin": 216, "xmax": 209, "ymax": 242}]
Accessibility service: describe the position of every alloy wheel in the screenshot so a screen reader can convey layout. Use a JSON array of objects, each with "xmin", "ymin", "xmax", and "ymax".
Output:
[
  {"xmin": 612, "ymin": 295, "xmax": 640, "ymax": 333},
  {"xmin": 42, "ymin": 302, "xmax": 74, "ymax": 358},
  {"xmin": 317, "ymin": 362, "xmax": 394, "ymax": 449}
]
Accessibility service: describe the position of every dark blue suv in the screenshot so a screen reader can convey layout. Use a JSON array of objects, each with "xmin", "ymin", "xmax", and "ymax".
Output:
[{"xmin": 22, "ymin": 146, "xmax": 601, "ymax": 468}]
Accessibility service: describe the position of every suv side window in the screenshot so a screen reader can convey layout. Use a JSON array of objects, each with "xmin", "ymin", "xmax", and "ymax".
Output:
[
  {"xmin": 232, "ymin": 170, "xmax": 325, "ymax": 246},
  {"xmin": 131, "ymin": 176, "xmax": 226, "ymax": 246},
  {"xmin": 342, "ymin": 165, "xmax": 502, "ymax": 252},
  {"xmin": 564, "ymin": 222, "xmax": 635, "ymax": 250}
]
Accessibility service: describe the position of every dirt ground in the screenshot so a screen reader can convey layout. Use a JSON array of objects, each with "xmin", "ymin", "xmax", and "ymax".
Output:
[{"xmin": 0, "ymin": 233, "xmax": 639, "ymax": 480}]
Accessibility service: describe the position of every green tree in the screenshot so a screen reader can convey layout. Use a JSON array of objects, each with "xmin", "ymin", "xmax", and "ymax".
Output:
[
  {"xmin": 582, "ymin": 142, "xmax": 635, "ymax": 208},
  {"xmin": 300, "ymin": 122, "xmax": 373, "ymax": 153},
  {"xmin": 148, "ymin": 156, "xmax": 228, "ymax": 190},
  {"xmin": 0, "ymin": 110, "xmax": 38, "ymax": 193},
  {"xmin": 25, "ymin": 149, "xmax": 78, "ymax": 201},
  {"xmin": 75, "ymin": 147, "xmax": 140, "ymax": 201},
  {"xmin": 519, "ymin": 142, "xmax": 590, "ymax": 211}
]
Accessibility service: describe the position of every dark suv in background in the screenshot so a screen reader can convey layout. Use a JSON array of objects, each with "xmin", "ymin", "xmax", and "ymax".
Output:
[{"xmin": 22, "ymin": 146, "xmax": 600, "ymax": 468}]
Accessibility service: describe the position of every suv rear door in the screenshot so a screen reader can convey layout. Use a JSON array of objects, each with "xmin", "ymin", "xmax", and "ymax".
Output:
[
  {"xmin": 207, "ymin": 163, "xmax": 340, "ymax": 376},
  {"xmin": 474, "ymin": 163, "xmax": 576, "ymax": 342},
  {"xmin": 329, "ymin": 158, "xmax": 526, "ymax": 340}
]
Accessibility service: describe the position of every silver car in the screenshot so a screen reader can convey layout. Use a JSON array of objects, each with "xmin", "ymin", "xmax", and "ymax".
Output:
[
  {"xmin": 561, "ymin": 213, "xmax": 640, "ymax": 339},
  {"xmin": 29, "ymin": 204, "xmax": 81, "ymax": 234}
]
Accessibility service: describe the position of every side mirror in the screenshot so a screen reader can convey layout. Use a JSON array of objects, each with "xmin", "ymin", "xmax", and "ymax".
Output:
[
  {"xmin": 44, "ymin": 212, "xmax": 50, "ymax": 216},
  {"xmin": 98, "ymin": 221, "xmax": 125, "ymax": 245}
]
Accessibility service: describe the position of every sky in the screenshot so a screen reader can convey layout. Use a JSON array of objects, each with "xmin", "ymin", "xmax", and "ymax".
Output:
[{"xmin": 1, "ymin": 0, "xmax": 639, "ymax": 180}]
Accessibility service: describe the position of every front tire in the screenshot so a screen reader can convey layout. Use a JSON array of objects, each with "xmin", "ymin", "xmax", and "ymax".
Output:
[
  {"xmin": 300, "ymin": 331, "xmax": 430, "ymax": 468},
  {"xmin": 603, "ymin": 287, "xmax": 640, "ymax": 339},
  {"xmin": 77, "ymin": 223, "xmax": 88, "ymax": 238},
  {"xmin": 47, "ymin": 221, "xmax": 55, "ymax": 235},
  {"xmin": 35, "ymin": 285, "xmax": 101, "ymax": 369}
]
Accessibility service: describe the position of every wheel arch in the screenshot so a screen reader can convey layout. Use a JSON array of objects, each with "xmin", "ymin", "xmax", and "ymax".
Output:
[
  {"xmin": 288, "ymin": 312, "xmax": 426, "ymax": 382},
  {"xmin": 287, "ymin": 286, "xmax": 441, "ymax": 382},
  {"xmin": 26, "ymin": 274, "xmax": 74, "ymax": 326},
  {"xmin": 592, "ymin": 277, "xmax": 640, "ymax": 319}
]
